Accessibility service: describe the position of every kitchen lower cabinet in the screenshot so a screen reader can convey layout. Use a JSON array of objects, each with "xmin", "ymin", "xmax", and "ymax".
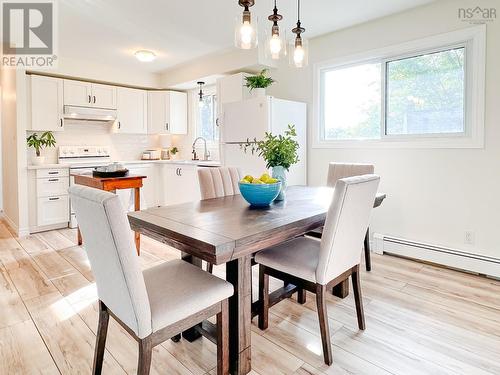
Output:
[
  {"xmin": 116, "ymin": 164, "xmax": 159, "ymax": 211},
  {"xmin": 161, "ymin": 164, "xmax": 200, "ymax": 206},
  {"xmin": 28, "ymin": 168, "xmax": 70, "ymax": 233}
]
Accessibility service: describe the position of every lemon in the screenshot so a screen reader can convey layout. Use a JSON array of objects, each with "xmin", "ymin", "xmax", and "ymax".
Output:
[
  {"xmin": 243, "ymin": 175, "xmax": 254, "ymax": 182},
  {"xmin": 240, "ymin": 179, "xmax": 250, "ymax": 184},
  {"xmin": 260, "ymin": 173, "xmax": 271, "ymax": 182},
  {"xmin": 267, "ymin": 178, "xmax": 279, "ymax": 184},
  {"xmin": 252, "ymin": 179, "xmax": 264, "ymax": 184}
]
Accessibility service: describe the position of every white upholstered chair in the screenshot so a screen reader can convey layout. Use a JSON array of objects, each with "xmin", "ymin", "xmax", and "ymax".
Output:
[
  {"xmin": 255, "ymin": 175, "xmax": 380, "ymax": 365},
  {"xmin": 69, "ymin": 185, "xmax": 233, "ymax": 375},
  {"xmin": 198, "ymin": 167, "xmax": 241, "ymax": 273},
  {"xmin": 197, "ymin": 167, "xmax": 241, "ymax": 200},
  {"xmin": 308, "ymin": 163, "xmax": 376, "ymax": 271}
]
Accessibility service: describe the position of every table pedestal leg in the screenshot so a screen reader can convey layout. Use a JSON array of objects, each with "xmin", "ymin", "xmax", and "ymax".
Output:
[
  {"xmin": 226, "ymin": 255, "xmax": 252, "ymax": 375},
  {"xmin": 134, "ymin": 187, "xmax": 141, "ymax": 255}
]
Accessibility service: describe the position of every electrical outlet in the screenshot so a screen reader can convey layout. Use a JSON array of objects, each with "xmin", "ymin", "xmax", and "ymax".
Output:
[{"xmin": 464, "ymin": 231, "xmax": 475, "ymax": 245}]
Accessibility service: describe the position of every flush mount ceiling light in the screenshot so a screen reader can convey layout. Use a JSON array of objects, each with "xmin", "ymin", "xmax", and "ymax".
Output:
[
  {"xmin": 234, "ymin": 0, "xmax": 257, "ymax": 50},
  {"xmin": 266, "ymin": 0, "xmax": 286, "ymax": 60},
  {"xmin": 134, "ymin": 50, "xmax": 156, "ymax": 62},
  {"xmin": 290, "ymin": 0, "xmax": 308, "ymax": 68}
]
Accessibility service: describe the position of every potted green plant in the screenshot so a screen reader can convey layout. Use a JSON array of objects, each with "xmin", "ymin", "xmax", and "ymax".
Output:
[
  {"xmin": 241, "ymin": 124, "xmax": 299, "ymax": 200},
  {"xmin": 26, "ymin": 131, "xmax": 56, "ymax": 165},
  {"xmin": 244, "ymin": 69, "xmax": 275, "ymax": 98},
  {"xmin": 169, "ymin": 146, "xmax": 180, "ymax": 160}
]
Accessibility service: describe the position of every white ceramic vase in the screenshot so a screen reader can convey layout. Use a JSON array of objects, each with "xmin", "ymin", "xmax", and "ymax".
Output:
[
  {"xmin": 32, "ymin": 156, "xmax": 46, "ymax": 165},
  {"xmin": 252, "ymin": 88, "xmax": 266, "ymax": 98}
]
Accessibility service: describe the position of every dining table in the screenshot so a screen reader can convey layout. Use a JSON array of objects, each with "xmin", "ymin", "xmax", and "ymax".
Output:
[{"xmin": 128, "ymin": 185, "xmax": 385, "ymax": 374}]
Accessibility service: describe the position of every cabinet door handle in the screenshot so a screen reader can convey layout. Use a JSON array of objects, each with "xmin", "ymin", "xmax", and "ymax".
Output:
[
  {"xmin": 48, "ymin": 171, "xmax": 59, "ymax": 175},
  {"xmin": 60, "ymin": 118, "xmax": 63, "ymax": 127},
  {"xmin": 165, "ymin": 122, "xmax": 169, "ymax": 131},
  {"xmin": 49, "ymin": 197, "xmax": 60, "ymax": 201},
  {"xmin": 118, "ymin": 121, "xmax": 121, "ymax": 129},
  {"xmin": 178, "ymin": 168, "xmax": 182, "ymax": 176},
  {"xmin": 216, "ymin": 118, "xmax": 219, "ymax": 127},
  {"xmin": 93, "ymin": 95, "xmax": 96, "ymax": 104},
  {"xmin": 88, "ymin": 95, "xmax": 91, "ymax": 103},
  {"xmin": 48, "ymin": 178, "xmax": 59, "ymax": 182},
  {"xmin": 175, "ymin": 168, "xmax": 179, "ymax": 176}
]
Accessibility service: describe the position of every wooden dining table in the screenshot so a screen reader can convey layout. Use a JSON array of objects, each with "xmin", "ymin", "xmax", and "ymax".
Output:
[{"xmin": 128, "ymin": 186, "xmax": 384, "ymax": 374}]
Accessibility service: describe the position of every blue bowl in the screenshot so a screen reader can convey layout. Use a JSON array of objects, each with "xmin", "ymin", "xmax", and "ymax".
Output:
[{"xmin": 239, "ymin": 181, "xmax": 282, "ymax": 207}]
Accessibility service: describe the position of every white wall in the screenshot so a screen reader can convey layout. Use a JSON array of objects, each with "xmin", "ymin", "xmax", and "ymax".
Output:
[{"xmin": 268, "ymin": 0, "xmax": 500, "ymax": 259}]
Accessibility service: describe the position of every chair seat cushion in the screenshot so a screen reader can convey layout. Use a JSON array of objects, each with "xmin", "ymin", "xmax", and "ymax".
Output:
[
  {"xmin": 143, "ymin": 259, "xmax": 233, "ymax": 332},
  {"xmin": 254, "ymin": 237, "xmax": 320, "ymax": 283}
]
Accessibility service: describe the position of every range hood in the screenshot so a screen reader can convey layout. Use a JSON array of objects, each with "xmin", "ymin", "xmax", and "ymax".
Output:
[{"xmin": 63, "ymin": 105, "xmax": 117, "ymax": 122}]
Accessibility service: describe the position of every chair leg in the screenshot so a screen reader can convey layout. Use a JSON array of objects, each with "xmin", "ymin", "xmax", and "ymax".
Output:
[
  {"xmin": 351, "ymin": 265, "xmax": 366, "ymax": 330},
  {"xmin": 364, "ymin": 228, "xmax": 372, "ymax": 272},
  {"xmin": 207, "ymin": 262, "xmax": 214, "ymax": 273},
  {"xmin": 92, "ymin": 301, "xmax": 109, "ymax": 375},
  {"xmin": 258, "ymin": 265, "xmax": 269, "ymax": 330},
  {"xmin": 171, "ymin": 334, "xmax": 181, "ymax": 342},
  {"xmin": 138, "ymin": 336, "xmax": 153, "ymax": 375},
  {"xmin": 297, "ymin": 288, "xmax": 307, "ymax": 304},
  {"xmin": 217, "ymin": 299, "xmax": 229, "ymax": 375},
  {"xmin": 316, "ymin": 284, "xmax": 333, "ymax": 365}
]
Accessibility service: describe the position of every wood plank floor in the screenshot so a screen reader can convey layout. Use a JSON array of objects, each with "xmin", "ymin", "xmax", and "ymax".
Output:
[{"xmin": 1, "ymin": 220, "xmax": 499, "ymax": 375}]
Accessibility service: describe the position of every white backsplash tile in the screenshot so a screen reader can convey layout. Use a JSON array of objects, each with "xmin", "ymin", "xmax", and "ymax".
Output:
[{"xmin": 27, "ymin": 121, "xmax": 162, "ymax": 164}]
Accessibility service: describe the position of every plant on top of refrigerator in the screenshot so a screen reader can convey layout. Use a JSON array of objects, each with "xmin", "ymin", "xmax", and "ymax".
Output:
[{"xmin": 244, "ymin": 69, "xmax": 275, "ymax": 91}]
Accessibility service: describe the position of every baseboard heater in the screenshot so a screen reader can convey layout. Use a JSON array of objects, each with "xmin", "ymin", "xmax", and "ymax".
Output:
[{"xmin": 373, "ymin": 234, "xmax": 500, "ymax": 279}]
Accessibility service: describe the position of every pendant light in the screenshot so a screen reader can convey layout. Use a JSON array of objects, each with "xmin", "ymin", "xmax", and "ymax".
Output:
[
  {"xmin": 265, "ymin": 0, "xmax": 286, "ymax": 60},
  {"xmin": 197, "ymin": 81, "xmax": 205, "ymax": 108},
  {"xmin": 289, "ymin": 0, "xmax": 308, "ymax": 68},
  {"xmin": 234, "ymin": 0, "xmax": 258, "ymax": 49}
]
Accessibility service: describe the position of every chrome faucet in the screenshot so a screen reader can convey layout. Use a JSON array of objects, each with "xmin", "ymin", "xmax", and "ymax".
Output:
[{"xmin": 192, "ymin": 137, "xmax": 211, "ymax": 161}]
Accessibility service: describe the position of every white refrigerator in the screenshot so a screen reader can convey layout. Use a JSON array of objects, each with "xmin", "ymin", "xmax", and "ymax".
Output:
[{"xmin": 220, "ymin": 96, "xmax": 307, "ymax": 185}]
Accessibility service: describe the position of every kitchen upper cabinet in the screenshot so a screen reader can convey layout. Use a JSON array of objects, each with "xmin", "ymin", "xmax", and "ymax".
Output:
[
  {"xmin": 216, "ymin": 72, "xmax": 251, "ymax": 126},
  {"xmin": 92, "ymin": 83, "xmax": 117, "ymax": 109},
  {"xmin": 161, "ymin": 164, "xmax": 200, "ymax": 206},
  {"xmin": 116, "ymin": 87, "xmax": 147, "ymax": 134},
  {"xmin": 29, "ymin": 75, "xmax": 64, "ymax": 131},
  {"xmin": 63, "ymin": 79, "xmax": 117, "ymax": 109},
  {"xmin": 147, "ymin": 91, "xmax": 187, "ymax": 135},
  {"xmin": 63, "ymin": 80, "xmax": 91, "ymax": 107}
]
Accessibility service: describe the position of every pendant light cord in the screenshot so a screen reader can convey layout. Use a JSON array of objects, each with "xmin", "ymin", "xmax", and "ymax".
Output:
[{"xmin": 297, "ymin": 0, "xmax": 300, "ymax": 22}]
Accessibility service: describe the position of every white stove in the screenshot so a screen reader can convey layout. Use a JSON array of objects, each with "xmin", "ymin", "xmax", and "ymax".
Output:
[
  {"xmin": 58, "ymin": 145, "xmax": 111, "ymax": 166},
  {"xmin": 59, "ymin": 145, "xmax": 112, "ymax": 228}
]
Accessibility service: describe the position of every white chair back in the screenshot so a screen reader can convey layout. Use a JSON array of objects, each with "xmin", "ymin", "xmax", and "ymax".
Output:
[
  {"xmin": 69, "ymin": 185, "xmax": 152, "ymax": 339},
  {"xmin": 316, "ymin": 175, "xmax": 380, "ymax": 284},
  {"xmin": 327, "ymin": 163, "xmax": 374, "ymax": 188},
  {"xmin": 198, "ymin": 167, "xmax": 241, "ymax": 200}
]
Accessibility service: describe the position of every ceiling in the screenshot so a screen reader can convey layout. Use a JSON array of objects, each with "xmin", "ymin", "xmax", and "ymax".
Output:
[{"xmin": 59, "ymin": 0, "xmax": 435, "ymax": 74}]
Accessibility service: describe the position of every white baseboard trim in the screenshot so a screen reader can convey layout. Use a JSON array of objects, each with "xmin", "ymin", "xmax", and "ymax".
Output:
[
  {"xmin": 0, "ymin": 212, "xmax": 29, "ymax": 237},
  {"xmin": 372, "ymin": 233, "xmax": 500, "ymax": 279}
]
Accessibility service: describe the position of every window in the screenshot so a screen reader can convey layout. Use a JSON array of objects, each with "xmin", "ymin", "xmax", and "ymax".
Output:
[
  {"xmin": 385, "ymin": 48, "xmax": 465, "ymax": 136},
  {"xmin": 196, "ymin": 92, "xmax": 218, "ymax": 142},
  {"xmin": 322, "ymin": 62, "xmax": 381, "ymax": 140},
  {"xmin": 314, "ymin": 26, "xmax": 485, "ymax": 148}
]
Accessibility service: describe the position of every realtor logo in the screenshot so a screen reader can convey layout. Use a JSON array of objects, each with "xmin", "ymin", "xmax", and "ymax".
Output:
[
  {"xmin": 1, "ymin": 0, "xmax": 58, "ymax": 68},
  {"xmin": 458, "ymin": 6, "xmax": 496, "ymax": 24}
]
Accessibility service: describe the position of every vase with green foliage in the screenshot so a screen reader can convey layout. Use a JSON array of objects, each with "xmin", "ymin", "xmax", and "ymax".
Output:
[
  {"xmin": 244, "ymin": 69, "xmax": 275, "ymax": 97},
  {"xmin": 26, "ymin": 131, "xmax": 56, "ymax": 165},
  {"xmin": 169, "ymin": 146, "xmax": 179, "ymax": 160},
  {"xmin": 241, "ymin": 124, "xmax": 299, "ymax": 200}
]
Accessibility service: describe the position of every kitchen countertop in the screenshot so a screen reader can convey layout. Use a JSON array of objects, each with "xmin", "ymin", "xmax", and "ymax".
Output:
[{"xmin": 27, "ymin": 159, "xmax": 222, "ymax": 170}]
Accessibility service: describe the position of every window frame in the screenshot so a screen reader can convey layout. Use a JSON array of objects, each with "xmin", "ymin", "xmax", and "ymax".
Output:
[
  {"xmin": 313, "ymin": 25, "xmax": 486, "ymax": 149},
  {"xmin": 192, "ymin": 85, "xmax": 219, "ymax": 146}
]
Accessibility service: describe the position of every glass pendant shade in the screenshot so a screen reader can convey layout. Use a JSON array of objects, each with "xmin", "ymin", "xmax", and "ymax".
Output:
[
  {"xmin": 234, "ymin": 11, "xmax": 258, "ymax": 49},
  {"xmin": 289, "ymin": 35, "xmax": 308, "ymax": 68},
  {"xmin": 265, "ymin": 27, "xmax": 286, "ymax": 60}
]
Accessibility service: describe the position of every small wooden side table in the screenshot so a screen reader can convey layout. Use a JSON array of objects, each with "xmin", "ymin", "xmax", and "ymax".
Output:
[{"xmin": 72, "ymin": 173, "xmax": 147, "ymax": 255}]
